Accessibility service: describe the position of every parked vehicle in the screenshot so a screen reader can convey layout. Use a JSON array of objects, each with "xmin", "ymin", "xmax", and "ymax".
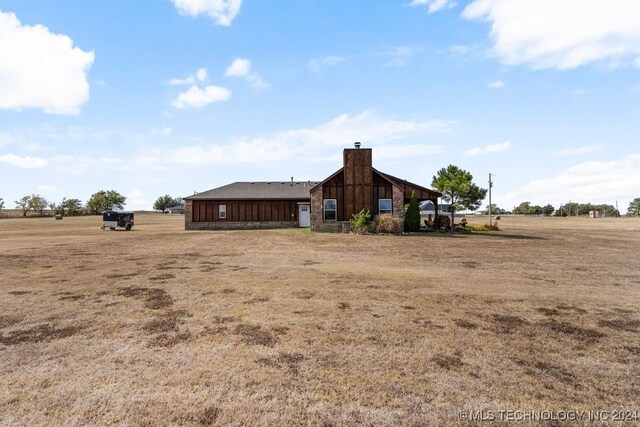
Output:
[{"xmin": 101, "ymin": 211, "xmax": 134, "ymax": 231}]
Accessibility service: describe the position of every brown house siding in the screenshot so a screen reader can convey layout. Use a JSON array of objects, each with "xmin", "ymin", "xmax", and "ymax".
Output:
[{"xmin": 186, "ymin": 199, "xmax": 303, "ymax": 230}]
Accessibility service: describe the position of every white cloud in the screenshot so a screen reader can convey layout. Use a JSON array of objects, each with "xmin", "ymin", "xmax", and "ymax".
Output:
[
  {"xmin": 554, "ymin": 145, "xmax": 602, "ymax": 156},
  {"xmin": 462, "ymin": 0, "xmax": 640, "ymax": 70},
  {"xmin": 504, "ymin": 154, "xmax": 640, "ymax": 207},
  {"xmin": 224, "ymin": 58, "xmax": 269, "ymax": 89},
  {"xmin": 171, "ymin": 85, "xmax": 231, "ymax": 109},
  {"xmin": 169, "ymin": 76, "xmax": 195, "ymax": 86},
  {"xmin": 164, "ymin": 111, "xmax": 452, "ymax": 165},
  {"xmin": 465, "ymin": 140, "xmax": 511, "ymax": 156},
  {"xmin": 169, "ymin": 67, "xmax": 208, "ymax": 86},
  {"xmin": 0, "ymin": 153, "xmax": 48, "ymax": 168},
  {"xmin": 225, "ymin": 58, "xmax": 250, "ymax": 77},
  {"xmin": 308, "ymin": 56, "xmax": 345, "ymax": 73},
  {"xmin": 407, "ymin": 0, "xmax": 457, "ymax": 13},
  {"xmin": 0, "ymin": 11, "xmax": 94, "ymax": 114},
  {"xmin": 171, "ymin": 0, "xmax": 242, "ymax": 26},
  {"xmin": 196, "ymin": 67, "xmax": 208, "ymax": 82},
  {"xmin": 37, "ymin": 185, "xmax": 57, "ymax": 194},
  {"xmin": 487, "ymin": 80, "xmax": 504, "ymax": 88}
]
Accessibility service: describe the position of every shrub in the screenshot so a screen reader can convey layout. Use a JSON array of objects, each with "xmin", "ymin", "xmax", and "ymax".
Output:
[
  {"xmin": 404, "ymin": 191, "xmax": 421, "ymax": 232},
  {"xmin": 349, "ymin": 209, "xmax": 371, "ymax": 234},
  {"xmin": 374, "ymin": 214, "xmax": 400, "ymax": 234},
  {"xmin": 465, "ymin": 223, "xmax": 500, "ymax": 232}
]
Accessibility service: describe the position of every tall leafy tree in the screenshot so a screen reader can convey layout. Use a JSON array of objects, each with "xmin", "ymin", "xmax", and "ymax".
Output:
[
  {"xmin": 15, "ymin": 195, "xmax": 31, "ymax": 216},
  {"xmin": 86, "ymin": 190, "xmax": 126, "ymax": 214},
  {"xmin": 628, "ymin": 198, "xmax": 640, "ymax": 216},
  {"xmin": 57, "ymin": 197, "xmax": 83, "ymax": 216},
  {"xmin": 28, "ymin": 194, "xmax": 48, "ymax": 216},
  {"xmin": 153, "ymin": 194, "xmax": 176, "ymax": 212},
  {"xmin": 542, "ymin": 204, "xmax": 555, "ymax": 216},
  {"xmin": 404, "ymin": 191, "xmax": 421, "ymax": 232},
  {"xmin": 0, "ymin": 198, "xmax": 4, "ymax": 210},
  {"xmin": 432, "ymin": 165, "xmax": 487, "ymax": 229},
  {"xmin": 63, "ymin": 198, "xmax": 83, "ymax": 216},
  {"xmin": 514, "ymin": 201, "xmax": 531, "ymax": 215}
]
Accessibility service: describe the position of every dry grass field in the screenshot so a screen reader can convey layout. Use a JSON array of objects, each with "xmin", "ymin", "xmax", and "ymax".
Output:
[{"xmin": 1, "ymin": 214, "xmax": 639, "ymax": 426}]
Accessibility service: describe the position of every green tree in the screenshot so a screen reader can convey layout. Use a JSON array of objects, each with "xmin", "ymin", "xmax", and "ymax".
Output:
[
  {"xmin": 56, "ymin": 197, "xmax": 83, "ymax": 216},
  {"xmin": 432, "ymin": 165, "xmax": 487, "ymax": 229},
  {"xmin": 514, "ymin": 201, "xmax": 530, "ymax": 215},
  {"xmin": 541, "ymin": 204, "xmax": 555, "ymax": 216},
  {"xmin": 86, "ymin": 190, "xmax": 126, "ymax": 214},
  {"xmin": 153, "ymin": 194, "xmax": 176, "ymax": 212},
  {"xmin": 628, "ymin": 198, "xmax": 640, "ymax": 216},
  {"xmin": 485, "ymin": 204, "xmax": 504, "ymax": 215},
  {"xmin": 404, "ymin": 191, "xmax": 421, "ymax": 232},
  {"xmin": 28, "ymin": 194, "xmax": 49, "ymax": 216},
  {"xmin": 63, "ymin": 198, "xmax": 83, "ymax": 216},
  {"xmin": 0, "ymin": 198, "xmax": 4, "ymax": 210},
  {"xmin": 528, "ymin": 205, "xmax": 543, "ymax": 216},
  {"xmin": 15, "ymin": 195, "xmax": 31, "ymax": 216}
]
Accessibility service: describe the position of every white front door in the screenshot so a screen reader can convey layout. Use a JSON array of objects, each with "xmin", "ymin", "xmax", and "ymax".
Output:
[{"xmin": 298, "ymin": 204, "xmax": 310, "ymax": 227}]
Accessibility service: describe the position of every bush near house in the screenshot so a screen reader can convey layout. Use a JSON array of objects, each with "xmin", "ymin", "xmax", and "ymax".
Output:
[
  {"xmin": 404, "ymin": 191, "xmax": 421, "ymax": 232},
  {"xmin": 349, "ymin": 209, "xmax": 371, "ymax": 234},
  {"xmin": 374, "ymin": 214, "xmax": 400, "ymax": 234}
]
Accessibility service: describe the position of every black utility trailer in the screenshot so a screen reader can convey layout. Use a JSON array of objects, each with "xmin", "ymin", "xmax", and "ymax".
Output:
[{"xmin": 101, "ymin": 211, "xmax": 134, "ymax": 231}]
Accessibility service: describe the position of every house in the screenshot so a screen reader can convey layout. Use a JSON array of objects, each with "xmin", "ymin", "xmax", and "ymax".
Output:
[
  {"xmin": 420, "ymin": 201, "xmax": 465, "ymax": 217},
  {"xmin": 166, "ymin": 204, "xmax": 185, "ymax": 215},
  {"xmin": 184, "ymin": 144, "xmax": 441, "ymax": 232}
]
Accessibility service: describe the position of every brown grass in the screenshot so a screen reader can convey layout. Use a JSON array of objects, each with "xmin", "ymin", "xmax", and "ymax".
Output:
[{"xmin": 0, "ymin": 214, "xmax": 639, "ymax": 425}]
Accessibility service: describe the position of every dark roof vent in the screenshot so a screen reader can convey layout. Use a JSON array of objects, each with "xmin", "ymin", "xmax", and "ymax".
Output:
[{"xmin": 354, "ymin": 141, "xmax": 361, "ymax": 149}]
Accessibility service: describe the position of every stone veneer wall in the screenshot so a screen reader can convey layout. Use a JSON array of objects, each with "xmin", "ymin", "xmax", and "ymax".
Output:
[
  {"xmin": 184, "ymin": 199, "xmax": 193, "ymax": 230},
  {"xmin": 310, "ymin": 185, "xmax": 346, "ymax": 232},
  {"xmin": 187, "ymin": 221, "xmax": 297, "ymax": 230},
  {"xmin": 392, "ymin": 185, "xmax": 405, "ymax": 232},
  {"xmin": 185, "ymin": 200, "xmax": 297, "ymax": 230}
]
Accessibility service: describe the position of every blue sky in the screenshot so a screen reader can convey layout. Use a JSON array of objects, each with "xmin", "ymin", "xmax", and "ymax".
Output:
[{"xmin": 1, "ymin": 0, "xmax": 639, "ymax": 211}]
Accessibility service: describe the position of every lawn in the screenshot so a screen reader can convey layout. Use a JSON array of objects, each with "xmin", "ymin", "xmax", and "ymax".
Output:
[{"xmin": 1, "ymin": 214, "xmax": 639, "ymax": 425}]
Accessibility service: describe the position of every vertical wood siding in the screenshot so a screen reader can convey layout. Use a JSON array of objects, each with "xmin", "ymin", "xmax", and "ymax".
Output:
[{"xmin": 192, "ymin": 200, "xmax": 301, "ymax": 222}]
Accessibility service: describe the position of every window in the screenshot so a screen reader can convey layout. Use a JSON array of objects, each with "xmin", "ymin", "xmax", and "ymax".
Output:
[
  {"xmin": 379, "ymin": 198, "xmax": 392, "ymax": 214},
  {"xmin": 323, "ymin": 199, "xmax": 337, "ymax": 221},
  {"xmin": 219, "ymin": 204, "xmax": 227, "ymax": 219}
]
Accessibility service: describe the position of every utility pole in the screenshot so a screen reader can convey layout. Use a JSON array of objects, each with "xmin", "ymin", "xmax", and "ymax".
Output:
[
  {"xmin": 616, "ymin": 200, "xmax": 619, "ymax": 218},
  {"xmin": 488, "ymin": 173, "xmax": 493, "ymax": 226}
]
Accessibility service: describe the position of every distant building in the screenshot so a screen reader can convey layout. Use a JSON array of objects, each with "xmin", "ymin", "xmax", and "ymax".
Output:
[
  {"xmin": 420, "ymin": 201, "xmax": 466, "ymax": 217},
  {"xmin": 166, "ymin": 204, "xmax": 185, "ymax": 215}
]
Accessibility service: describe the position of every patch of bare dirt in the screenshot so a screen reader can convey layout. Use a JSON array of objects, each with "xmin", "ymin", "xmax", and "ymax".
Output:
[
  {"xmin": 433, "ymin": 353, "xmax": 464, "ymax": 370},
  {"xmin": 118, "ymin": 286, "xmax": 174, "ymax": 310},
  {"xmin": 492, "ymin": 314, "xmax": 528, "ymax": 334},
  {"xmin": 0, "ymin": 323, "xmax": 81, "ymax": 345},
  {"xmin": 542, "ymin": 320, "xmax": 606, "ymax": 343},
  {"xmin": 234, "ymin": 324, "xmax": 276, "ymax": 347},
  {"xmin": 257, "ymin": 351, "xmax": 305, "ymax": 374},
  {"xmin": 0, "ymin": 315, "xmax": 23, "ymax": 329},
  {"xmin": 455, "ymin": 319, "xmax": 478, "ymax": 329},
  {"xmin": 597, "ymin": 318, "xmax": 640, "ymax": 332}
]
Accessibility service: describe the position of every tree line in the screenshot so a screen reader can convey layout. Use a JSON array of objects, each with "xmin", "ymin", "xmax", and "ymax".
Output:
[
  {"xmin": 1, "ymin": 187, "xmax": 640, "ymax": 218},
  {"xmin": 3, "ymin": 190, "xmax": 126, "ymax": 217}
]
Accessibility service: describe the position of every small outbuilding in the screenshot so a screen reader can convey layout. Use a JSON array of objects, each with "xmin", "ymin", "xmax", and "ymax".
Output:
[{"xmin": 184, "ymin": 144, "xmax": 441, "ymax": 232}]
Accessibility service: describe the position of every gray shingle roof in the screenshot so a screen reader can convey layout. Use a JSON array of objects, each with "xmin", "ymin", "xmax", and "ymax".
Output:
[{"xmin": 185, "ymin": 181, "xmax": 320, "ymax": 200}]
